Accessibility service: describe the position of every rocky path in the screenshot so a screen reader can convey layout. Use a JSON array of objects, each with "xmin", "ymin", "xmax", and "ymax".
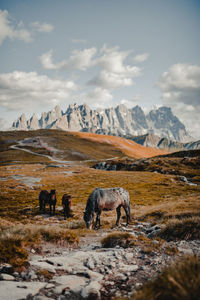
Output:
[{"xmin": 1, "ymin": 221, "xmax": 200, "ymax": 300}]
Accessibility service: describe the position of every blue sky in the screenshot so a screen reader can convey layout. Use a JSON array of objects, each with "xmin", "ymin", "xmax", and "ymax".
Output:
[{"xmin": 0, "ymin": 0, "xmax": 200, "ymax": 138}]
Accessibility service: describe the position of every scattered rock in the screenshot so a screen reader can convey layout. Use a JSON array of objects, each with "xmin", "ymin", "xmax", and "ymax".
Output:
[
  {"xmin": 81, "ymin": 280, "xmax": 101, "ymax": 299},
  {"xmin": 0, "ymin": 274, "xmax": 15, "ymax": 281}
]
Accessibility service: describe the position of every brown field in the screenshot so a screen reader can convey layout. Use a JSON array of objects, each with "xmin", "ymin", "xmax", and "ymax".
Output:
[{"xmin": 0, "ymin": 129, "xmax": 200, "ymax": 269}]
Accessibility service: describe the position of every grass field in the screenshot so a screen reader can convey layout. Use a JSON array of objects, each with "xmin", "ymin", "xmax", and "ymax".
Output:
[{"xmin": 0, "ymin": 129, "xmax": 200, "ymax": 269}]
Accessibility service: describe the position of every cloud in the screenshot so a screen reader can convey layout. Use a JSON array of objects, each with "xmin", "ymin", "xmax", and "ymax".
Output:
[
  {"xmin": 0, "ymin": 117, "xmax": 9, "ymax": 130},
  {"xmin": 157, "ymin": 63, "xmax": 200, "ymax": 139},
  {"xmin": 79, "ymin": 87, "xmax": 113, "ymax": 108},
  {"xmin": 120, "ymin": 96, "xmax": 142, "ymax": 108},
  {"xmin": 133, "ymin": 53, "xmax": 149, "ymax": 63},
  {"xmin": 88, "ymin": 70, "xmax": 133, "ymax": 89},
  {"xmin": 88, "ymin": 45, "xmax": 141, "ymax": 90},
  {"xmin": 0, "ymin": 10, "xmax": 32, "ymax": 45},
  {"xmin": 0, "ymin": 71, "xmax": 77, "ymax": 112},
  {"xmin": 40, "ymin": 47, "xmax": 97, "ymax": 70},
  {"xmin": 31, "ymin": 21, "xmax": 54, "ymax": 33}
]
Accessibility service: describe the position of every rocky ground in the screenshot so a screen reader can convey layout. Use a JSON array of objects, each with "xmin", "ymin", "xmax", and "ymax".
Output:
[{"xmin": 1, "ymin": 219, "xmax": 200, "ymax": 300}]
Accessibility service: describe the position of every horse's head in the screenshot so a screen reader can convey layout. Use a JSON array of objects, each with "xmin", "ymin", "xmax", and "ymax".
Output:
[{"xmin": 83, "ymin": 210, "xmax": 94, "ymax": 230}]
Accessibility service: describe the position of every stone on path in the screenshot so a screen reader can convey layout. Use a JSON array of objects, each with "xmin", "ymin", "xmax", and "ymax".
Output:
[
  {"xmin": 53, "ymin": 275, "xmax": 88, "ymax": 295},
  {"xmin": 0, "ymin": 281, "xmax": 46, "ymax": 300}
]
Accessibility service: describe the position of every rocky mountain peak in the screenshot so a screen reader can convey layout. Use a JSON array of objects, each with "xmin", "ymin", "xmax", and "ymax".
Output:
[{"xmin": 11, "ymin": 103, "xmax": 191, "ymax": 142}]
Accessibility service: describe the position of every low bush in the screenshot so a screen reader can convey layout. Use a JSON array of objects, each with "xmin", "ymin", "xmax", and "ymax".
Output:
[
  {"xmin": 101, "ymin": 232, "xmax": 135, "ymax": 248},
  {"xmin": 0, "ymin": 224, "xmax": 79, "ymax": 268},
  {"xmin": 134, "ymin": 255, "xmax": 200, "ymax": 300},
  {"xmin": 158, "ymin": 217, "xmax": 200, "ymax": 241}
]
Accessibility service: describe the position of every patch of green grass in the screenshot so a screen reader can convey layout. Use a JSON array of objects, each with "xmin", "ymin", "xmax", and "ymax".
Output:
[{"xmin": 134, "ymin": 255, "xmax": 200, "ymax": 300}]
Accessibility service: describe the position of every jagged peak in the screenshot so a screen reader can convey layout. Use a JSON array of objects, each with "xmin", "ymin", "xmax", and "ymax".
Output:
[{"xmin": 11, "ymin": 103, "xmax": 190, "ymax": 142}]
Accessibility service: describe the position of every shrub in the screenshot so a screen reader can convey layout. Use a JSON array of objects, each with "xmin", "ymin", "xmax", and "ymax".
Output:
[
  {"xmin": 158, "ymin": 217, "xmax": 200, "ymax": 241},
  {"xmin": 0, "ymin": 236, "xmax": 28, "ymax": 268},
  {"xmin": 0, "ymin": 224, "xmax": 79, "ymax": 268},
  {"xmin": 134, "ymin": 255, "xmax": 200, "ymax": 300},
  {"xmin": 101, "ymin": 232, "xmax": 135, "ymax": 248}
]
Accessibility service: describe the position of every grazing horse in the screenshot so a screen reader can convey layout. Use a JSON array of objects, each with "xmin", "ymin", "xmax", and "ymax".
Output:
[
  {"xmin": 39, "ymin": 189, "xmax": 57, "ymax": 216},
  {"xmin": 62, "ymin": 194, "xmax": 72, "ymax": 220},
  {"xmin": 83, "ymin": 187, "xmax": 131, "ymax": 229}
]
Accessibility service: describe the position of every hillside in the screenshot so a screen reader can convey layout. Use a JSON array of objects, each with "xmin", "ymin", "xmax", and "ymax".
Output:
[
  {"xmin": 0, "ymin": 129, "xmax": 166, "ymax": 165},
  {"xmin": 74, "ymin": 131, "xmax": 166, "ymax": 159}
]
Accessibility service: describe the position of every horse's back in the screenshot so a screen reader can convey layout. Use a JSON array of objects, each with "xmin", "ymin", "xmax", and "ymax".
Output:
[
  {"xmin": 39, "ymin": 190, "xmax": 49, "ymax": 199},
  {"xmin": 89, "ymin": 187, "xmax": 130, "ymax": 210}
]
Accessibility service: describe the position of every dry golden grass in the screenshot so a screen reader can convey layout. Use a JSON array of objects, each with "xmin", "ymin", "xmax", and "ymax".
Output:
[
  {"xmin": 74, "ymin": 131, "xmax": 167, "ymax": 158},
  {"xmin": 158, "ymin": 216, "xmax": 200, "ymax": 241},
  {"xmin": 134, "ymin": 255, "xmax": 200, "ymax": 300},
  {"xmin": 0, "ymin": 224, "xmax": 79, "ymax": 268},
  {"xmin": 101, "ymin": 232, "xmax": 135, "ymax": 248}
]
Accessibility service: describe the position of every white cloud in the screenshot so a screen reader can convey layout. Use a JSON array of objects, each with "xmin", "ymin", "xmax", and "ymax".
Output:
[
  {"xmin": 80, "ymin": 87, "xmax": 113, "ymax": 108},
  {"xmin": 97, "ymin": 45, "xmax": 140, "ymax": 75},
  {"xmin": 89, "ymin": 70, "xmax": 133, "ymax": 89},
  {"xmin": 120, "ymin": 96, "xmax": 142, "ymax": 108},
  {"xmin": 0, "ymin": 10, "xmax": 32, "ymax": 45},
  {"xmin": 157, "ymin": 63, "xmax": 200, "ymax": 139},
  {"xmin": 31, "ymin": 21, "xmax": 54, "ymax": 33},
  {"xmin": 89, "ymin": 45, "xmax": 141, "ymax": 90},
  {"xmin": 0, "ymin": 71, "xmax": 77, "ymax": 112},
  {"xmin": 40, "ymin": 45, "xmax": 141, "ymax": 90},
  {"xmin": 133, "ymin": 53, "xmax": 149, "ymax": 63},
  {"xmin": 40, "ymin": 47, "xmax": 97, "ymax": 70}
]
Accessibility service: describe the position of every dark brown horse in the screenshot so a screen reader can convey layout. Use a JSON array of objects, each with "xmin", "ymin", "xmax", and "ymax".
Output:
[
  {"xmin": 62, "ymin": 194, "xmax": 72, "ymax": 220},
  {"xmin": 39, "ymin": 189, "xmax": 56, "ymax": 216},
  {"xmin": 83, "ymin": 187, "xmax": 131, "ymax": 229}
]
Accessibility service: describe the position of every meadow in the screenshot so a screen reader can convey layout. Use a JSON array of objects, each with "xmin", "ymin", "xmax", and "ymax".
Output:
[{"xmin": 0, "ymin": 129, "xmax": 200, "ymax": 299}]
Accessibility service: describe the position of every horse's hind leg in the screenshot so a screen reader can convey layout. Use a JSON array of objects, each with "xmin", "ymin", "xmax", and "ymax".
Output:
[
  {"xmin": 39, "ymin": 197, "xmax": 43, "ymax": 211},
  {"xmin": 116, "ymin": 206, "xmax": 121, "ymax": 226},
  {"xmin": 123, "ymin": 206, "xmax": 130, "ymax": 226}
]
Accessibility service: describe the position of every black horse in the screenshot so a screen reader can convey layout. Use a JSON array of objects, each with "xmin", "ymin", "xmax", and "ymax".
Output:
[
  {"xmin": 83, "ymin": 187, "xmax": 131, "ymax": 229},
  {"xmin": 62, "ymin": 194, "xmax": 72, "ymax": 220},
  {"xmin": 39, "ymin": 189, "xmax": 56, "ymax": 216}
]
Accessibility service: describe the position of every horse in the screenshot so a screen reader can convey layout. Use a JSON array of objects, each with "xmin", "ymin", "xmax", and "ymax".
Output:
[
  {"xmin": 39, "ymin": 189, "xmax": 57, "ymax": 216},
  {"xmin": 83, "ymin": 187, "xmax": 131, "ymax": 229},
  {"xmin": 62, "ymin": 194, "xmax": 72, "ymax": 220}
]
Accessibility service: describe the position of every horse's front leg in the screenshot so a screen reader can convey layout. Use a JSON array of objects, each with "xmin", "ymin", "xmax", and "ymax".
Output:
[
  {"xmin": 116, "ymin": 206, "xmax": 121, "ymax": 226},
  {"xmin": 53, "ymin": 203, "xmax": 55, "ymax": 216},
  {"xmin": 63, "ymin": 206, "xmax": 66, "ymax": 220},
  {"xmin": 43, "ymin": 202, "xmax": 46, "ymax": 213},
  {"xmin": 95, "ymin": 210, "xmax": 101, "ymax": 229},
  {"xmin": 49, "ymin": 203, "xmax": 52, "ymax": 217}
]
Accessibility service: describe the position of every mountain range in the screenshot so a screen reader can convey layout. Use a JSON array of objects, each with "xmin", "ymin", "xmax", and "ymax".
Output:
[
  {"xmin": 12, "ymin": 103, "xmax": 191, "ymax": 143},
  {"xmin": 127, "ymin": 133, "xmax": 200, "ymax": 151}
]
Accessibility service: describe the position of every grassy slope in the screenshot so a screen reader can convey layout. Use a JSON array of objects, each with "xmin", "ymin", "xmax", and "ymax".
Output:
[{"xmin": 74, "ymin": 131, "xmax": 167, "ymax": 158}]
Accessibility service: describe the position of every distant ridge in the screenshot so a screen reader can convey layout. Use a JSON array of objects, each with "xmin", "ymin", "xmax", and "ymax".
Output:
[
  {"xmin": 12, "ymin": 103, "xmax": 191, "ymax": 142},
  {"xmin": 127, "ymin": 133, "xmax": 200, "ymax": 151}
]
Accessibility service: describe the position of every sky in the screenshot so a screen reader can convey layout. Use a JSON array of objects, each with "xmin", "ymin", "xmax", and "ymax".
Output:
[{"xmin": 0, "ymin": 0, "xmax": 200, "ymax": 139}]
